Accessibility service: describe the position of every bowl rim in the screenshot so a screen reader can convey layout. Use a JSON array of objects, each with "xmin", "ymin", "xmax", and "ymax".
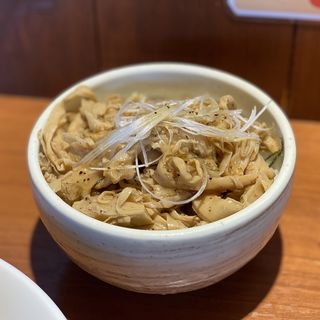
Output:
[{"xmin": 27, "ymin": 62, "xmax": 296, "ymax": 241}]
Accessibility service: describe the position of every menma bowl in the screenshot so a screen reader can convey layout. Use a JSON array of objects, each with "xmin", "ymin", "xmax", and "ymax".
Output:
[{"xmin": 27, "ymin": 63, "xmax": 296, "ymax": 294}]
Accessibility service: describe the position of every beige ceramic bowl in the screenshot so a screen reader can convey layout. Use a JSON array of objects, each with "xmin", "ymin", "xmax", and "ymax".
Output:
[{"xmin": 27, "ymin": 63, "xmax": 296, "ymax": 294}]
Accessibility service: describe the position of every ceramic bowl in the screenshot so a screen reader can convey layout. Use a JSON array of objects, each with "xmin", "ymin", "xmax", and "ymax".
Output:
[{"xmin": 27, "ymin": 63, "xmax": 296, "ymax": 294}]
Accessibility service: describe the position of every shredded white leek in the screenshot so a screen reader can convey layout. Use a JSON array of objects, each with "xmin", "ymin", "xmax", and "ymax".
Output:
[
  {"xmin": 163, "ymin": 117, "xmax": 258, "ymax": 140},
  {"xmin": 240, "ymin": 101, "xmax": 271, "ymax": 132},
  {"xmin": 77, "ymin": 97, "xmax": 270, "ymax": 168},
  {"xmin": 236, "ymin": 114, "xmax": 271, "ymax": 131},
  {"xmin": 139, "ymin": 141, "xmax": 149, "ymax": 166},
  {"xmin": 240, "ymin": 106, "xmax": 257, "ymax": 132}
]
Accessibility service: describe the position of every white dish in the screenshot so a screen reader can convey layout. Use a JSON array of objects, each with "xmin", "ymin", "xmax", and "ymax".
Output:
[{"xmin": 0, "ymin": 259, "xmax": 65, "ymax": 320}]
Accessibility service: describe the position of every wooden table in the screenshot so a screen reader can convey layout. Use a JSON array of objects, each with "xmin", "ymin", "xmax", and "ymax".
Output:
[{"xmin": 0, "ymin": 96, "xmax": 319, "ymax": 320}]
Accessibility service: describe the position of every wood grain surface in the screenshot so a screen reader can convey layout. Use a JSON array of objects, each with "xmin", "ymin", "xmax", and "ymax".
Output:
[
  {"xmin": 0, "ymin": 0, "xmax": 98, "ymax": 97},
  {"xmin": 3, "ymin": 0, "xmax": 320, "ymax": 120},
  {"xmin": 0, "ymin": 96, "xmax": 319, "ymax": 319},
  {"xmin": 96, "ymin": 0, "xmax": 294, "ymax": 110},
  {"xmin": 290, "ymin": 23, "xmax": 320, "ymax": 120},
  {"xmin": 1, "ymin": 0, "xmax": 295, "ymax": 112}
]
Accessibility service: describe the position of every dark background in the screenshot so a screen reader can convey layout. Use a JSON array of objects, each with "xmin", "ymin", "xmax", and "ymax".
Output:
[{"xmin": 1, "ymin": 0, "xmax": 319, "ymax": 119}]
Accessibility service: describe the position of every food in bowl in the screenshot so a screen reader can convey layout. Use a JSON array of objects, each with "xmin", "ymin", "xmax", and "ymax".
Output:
[{"xmin": 39, "ymin": 85, "xmax": 282, "ymax": 230}]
